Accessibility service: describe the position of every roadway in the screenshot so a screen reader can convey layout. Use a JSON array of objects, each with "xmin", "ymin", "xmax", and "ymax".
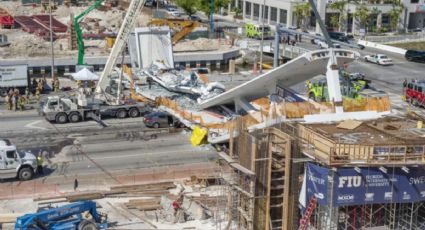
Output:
[{"xmin": 0, "ymin": 108, "xmax": 218, "ymax": 191}]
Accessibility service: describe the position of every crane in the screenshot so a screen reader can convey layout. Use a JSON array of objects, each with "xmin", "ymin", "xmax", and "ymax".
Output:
[
  {"xmin": 74, "ymin": 0, "xmax": 104, "ymax": 66},
  {"xmin": 96, "ymin": 0, "xmax": 146, "ymax": 98},
  {"xmin": 147, "ymin": 19, "xmax": 199, "ymax": 45},
  {"xmin": 14, "ymin": 201, "xmax": 108, "ymax": 230}
]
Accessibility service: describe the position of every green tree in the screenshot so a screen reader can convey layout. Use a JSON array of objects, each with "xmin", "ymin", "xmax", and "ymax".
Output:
[
  {"xmin": 233, "ymin": 7, "xmax": 242, "ymax": 19},
  {"xmin": 176, "ymin": 0, "xmax": 198, "ymax": 16},
  {"xmin": 197, "ymin": 0, "xmax": 230, "ymax": 17},
  {"xmin": 330, "ymin": 15, "xmax": 340, "ymax": 29},
  {"xmin": 294, "ymin": 3, "xmax": 311, "ymax": 30},
  {"xmin": 328, "ymin": 1, "xmax": 348, "ymax": 32},
  {"xmin": 354, "ymin": 4, "xmax": 369, "ymax": 30},
  {"xmin": 388, "ymin": 6, "xmax": 403, "ymax": 32}
]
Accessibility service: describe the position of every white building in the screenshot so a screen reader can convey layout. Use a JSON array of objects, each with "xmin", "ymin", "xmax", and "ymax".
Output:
[{"xmin": 231, "ymin": 0, "xmax": 425, "ymax": 34}]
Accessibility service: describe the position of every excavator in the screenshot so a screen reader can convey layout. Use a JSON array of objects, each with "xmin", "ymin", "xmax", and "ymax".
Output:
[
  {"xmin": 147, "ymin": 19, "xmax": 200, "ymax": 45},
  {"xmin": 73, "ymin": 0, "xmax": 104, "ymax": 67}
]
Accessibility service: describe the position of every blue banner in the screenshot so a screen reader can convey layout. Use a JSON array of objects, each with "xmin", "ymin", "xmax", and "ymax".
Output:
[
  {"xmin": 306, "ymin": 163, "xmax": 329, "ymax": 205},
  {"xmin": 333, "ymin": 166, "xmax": 425, "ymax": 206}
]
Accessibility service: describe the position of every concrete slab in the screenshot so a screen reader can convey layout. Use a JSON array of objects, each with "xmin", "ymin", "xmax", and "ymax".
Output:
[{"xmin": 199, "ymin": 49, "xmax": 360, "ymax": 109}]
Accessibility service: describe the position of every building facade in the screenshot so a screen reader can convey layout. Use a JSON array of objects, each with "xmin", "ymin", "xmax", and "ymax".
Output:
[{"xmin": 231, "ymin": 0, "xmax": 425, "ymax": 34}]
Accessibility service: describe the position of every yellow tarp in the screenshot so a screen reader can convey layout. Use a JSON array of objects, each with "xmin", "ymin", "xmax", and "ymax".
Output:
[{"xmin": 190, "ymin": 126, "xmax": 208, "ymax": 146}]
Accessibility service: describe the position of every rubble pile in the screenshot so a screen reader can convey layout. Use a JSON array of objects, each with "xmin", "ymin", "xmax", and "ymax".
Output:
[{"xmin": 174, "ymin": 38, "xmax": 220, "ymax": 52}]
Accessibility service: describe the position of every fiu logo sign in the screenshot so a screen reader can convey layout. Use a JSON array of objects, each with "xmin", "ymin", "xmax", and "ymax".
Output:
[{"xmin": 338, "ymin": 176, "xmax": 362, "ymax": 188}]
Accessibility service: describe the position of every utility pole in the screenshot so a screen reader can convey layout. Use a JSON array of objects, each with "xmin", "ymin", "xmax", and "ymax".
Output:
[
  {"xmin": 210, "ymin": 0, "xmax": 214, "ymax": 33},
  {"xmin": 259, "ymin": 0, "xmax": 266, "ymax": 73},
  {"xmin": 49, "ymin": 0, "xmax": 55, "ymax": 80}
]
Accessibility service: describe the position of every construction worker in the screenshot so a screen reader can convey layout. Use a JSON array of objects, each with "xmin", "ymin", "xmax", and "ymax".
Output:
[
  {"xmin": 18, "ymin": 96, "xmax": 25, "ymax": 111},
  {"xmin": 11, "ymin": 94, "xmax": 16, "ymax": 111},
  {"xmin": 25, "ymin": 87, "xmax": 30, "ymax": 104},
  {"xmin": 55, "ymin": 78, "xmax": 60, "ymax": 92},
  {"xmin": 35, "ymin": 87, "xmax": 41, "ymax": 101},
  {"xmin": 76, "ymin": 80, "xmax": 82, "ymax": 88},
  {"xmin": 5, "ymin": 94, "xmax": 10, "ymax": 110},
  {"xmin": 37, "ymin": 79, "xmax": 43, "ymax": 94},
  {"xmin": 147, "ymin": 76, "xmax": 153, "ymax": 89},
  {"xmin": 36, "ymin": 152, "xmax": 44, "ymax": 175}
]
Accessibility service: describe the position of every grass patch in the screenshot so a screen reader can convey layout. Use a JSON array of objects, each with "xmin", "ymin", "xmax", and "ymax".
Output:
[{"xmin": 390, "ymin": 41, "xmax": 425, "ymax": 50}]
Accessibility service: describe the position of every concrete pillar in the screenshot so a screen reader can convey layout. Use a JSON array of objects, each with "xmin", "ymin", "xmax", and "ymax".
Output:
[
  {"xmin": 377, "ymin": 13, "xmax": 382, "ymax": 29},
  {"xmin": 277, "ymin": 8, "xmax": 281, "ymax": 24},
  {"xmin": 287, "ymin": 7, "xmax": 293, "ymax": 27},
  {"xmin": 352, "ymin": 17, "xmax": 358, "ymax": 35},
  {"xmin": 242, "ymin": 0, "xmax": 246, "ymax": 19},
  {"xmin": 216, "ymin": 60, "xmax": 221, "ymax": 68},
  {"xmin": 206, "ymin": 61, "xmax": 211, "ymax": 67},
  {"xmin": 65, "ymin": 66, "xmax": 70, "ymax": 73},
  {"xmin": 268, "ymin": 5, "xmax": 271, "ymax": 24},
  {"xmin": 41, "ymin": 67, "xmax": 45, "ymax": 74},
  {"xmin": 228, "ymin": 3, "xmax": 231, "ymax": 14},
  {"xmin": 235, "ymin": 0, "xmax": 238, "ymax": 8},
  {"xmin": 402, "ymin": 8, "xmax": 409, "ymax": 32},
  {"xmin": 316, "ymin": 0, "xmax": 327, "ymax": 34},
  {"xmin": 259, "ymin": 4, "xmax": 263, "ymax": 23},
  {"xmin": 250, "ymin": 2, "xmax": 254, "ymax": 20},
  {"xmin": 229, "ymin": 59, "xmax": 236, "ymax": 74}
]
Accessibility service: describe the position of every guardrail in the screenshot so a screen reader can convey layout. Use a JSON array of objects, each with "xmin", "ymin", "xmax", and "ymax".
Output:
[
  {"xmin": 366, "ymin": 33, "xmax": 425, "ymax": 44},
  {"xmin": 358, "ymin": 40, "xmax": 407, "ymax": 55}
]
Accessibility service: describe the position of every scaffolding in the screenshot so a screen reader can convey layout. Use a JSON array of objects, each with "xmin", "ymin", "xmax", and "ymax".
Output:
[
  {"xmin": 226, "ymin": 119, "xmax": 303, "ymax": 230},
  {"xmin": 220, "ymin": 116, "xmax": 425, "ymax": 230}
]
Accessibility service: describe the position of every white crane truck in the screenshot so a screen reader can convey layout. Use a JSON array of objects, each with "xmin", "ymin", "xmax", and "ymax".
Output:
[{"xmin": 40, "ymin": 0, "xmax": 149, "ymax": 124}]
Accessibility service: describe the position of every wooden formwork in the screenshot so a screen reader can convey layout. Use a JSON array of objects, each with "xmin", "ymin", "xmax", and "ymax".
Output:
[{"xmin": 297, "ymin": 124, "xmax": 425, "ymax": 166}]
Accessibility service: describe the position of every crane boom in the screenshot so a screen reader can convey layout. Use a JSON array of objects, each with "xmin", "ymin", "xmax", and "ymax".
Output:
[
  {"xmin": 74, "ymin": 0, "xmax": 104, "ymax": 65},
  {"xmin": 96, "ymin": 0, "xmax": 146, "ymax": 95}
]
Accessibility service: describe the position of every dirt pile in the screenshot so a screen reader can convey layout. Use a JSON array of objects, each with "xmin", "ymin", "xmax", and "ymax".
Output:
[{"xmin": 174, "ymin": 38, "xmax": 220, "ymax": 52}]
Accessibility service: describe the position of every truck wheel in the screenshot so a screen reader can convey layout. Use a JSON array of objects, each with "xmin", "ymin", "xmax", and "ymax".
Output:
[
  {"xmin": 153, "ymin": 123, "xmax": 160, "ymax": 128},
  {"xmin": 116, "ymin": 109, "xmax": 127, "ymax": 119},
  {"xmin": 56, "ymin": 113, "xmax": 68, "ymax": 124},
  {"xmin": 69, "ymin": 113, "xmax": 80, "ymax": 123},
  {"xmin": 18, "ymin": 167, "xmax": 33, "ymax": 181},
  {"xmin": 78, "ymin": 220, "xmax": 97, "ymax": 230},
  {"xmin": 128, "ymin": 108, "xmax": 139, "ymax": 118}
]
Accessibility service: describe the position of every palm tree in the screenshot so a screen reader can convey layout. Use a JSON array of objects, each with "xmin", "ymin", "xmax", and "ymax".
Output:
[
  {"xmin": 294, "ymin": 3, "xmax": 311, "ymax": 30},
  {"xmin": 328, "ymin": 1, "xmax": 348, "ymax": 32},
  {"xmin": 354, "ymin": 4, "xmax": 369, "ymax": 30},
  {"xmin": 388, "ymin": 0, "xmax": 404, "ymax": 32}
]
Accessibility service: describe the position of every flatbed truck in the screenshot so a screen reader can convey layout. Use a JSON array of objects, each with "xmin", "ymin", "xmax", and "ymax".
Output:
[{"xmin": 39, "ymin": 95, "xmax": 151, "ymax": 124}]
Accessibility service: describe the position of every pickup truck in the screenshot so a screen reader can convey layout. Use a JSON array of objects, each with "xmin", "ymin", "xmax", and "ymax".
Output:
[{"xmin": 0, "ymin": 139, "xmax": 37, "ymax": 181}]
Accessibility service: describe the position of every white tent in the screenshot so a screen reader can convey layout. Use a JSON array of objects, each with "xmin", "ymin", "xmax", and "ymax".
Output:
[{"xmin": 71, "ymin": 68, "xmax": 99, "ymax": 81}]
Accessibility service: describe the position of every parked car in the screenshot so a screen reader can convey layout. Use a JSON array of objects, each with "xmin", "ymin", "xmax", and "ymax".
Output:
[
  {"xmin": 364, "ymin": 54, "xmax": 393, "ymax": 65},
  {"xmin": 168, "ymin": 11, "xmax": 182, "ymax": 17},
  {"xmin": 165, "ymin": 5, "xmax": 178, "ymax": 12},
  {"xmin": 143, "ymin": 111, "xmax": 184, "ymax": 128},
  {"xmin": 144, "ymin": 0, "xmax": 153, "ymax": 7},
  {"xmin": 405, "ymin": 50, "xmax": 425, "ymax": 63},
  {"xmin": 188, "ymin": 15, "xmax": 202, "ymax": 22},
  {"xmin": 311, "ymin": 38, "xmax": 340, "ymax": 49},
  {"xmin": 328, "ymin": 31, "xmax": 349, "ymax": 42}
]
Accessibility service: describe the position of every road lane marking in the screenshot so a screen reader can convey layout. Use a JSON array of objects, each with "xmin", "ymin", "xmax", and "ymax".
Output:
[{"xmin": 25, "ymin": 120, "xmax": 49, "ymax": 130}]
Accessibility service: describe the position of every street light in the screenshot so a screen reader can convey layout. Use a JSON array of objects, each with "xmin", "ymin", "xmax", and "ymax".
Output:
[
  {"xmin": 49, "ymin": 0, "xmax": 55, "ymax": 80},
  {"xmin": 259, "ymin": 0, "xmax": 266, "ymax": 73}
]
